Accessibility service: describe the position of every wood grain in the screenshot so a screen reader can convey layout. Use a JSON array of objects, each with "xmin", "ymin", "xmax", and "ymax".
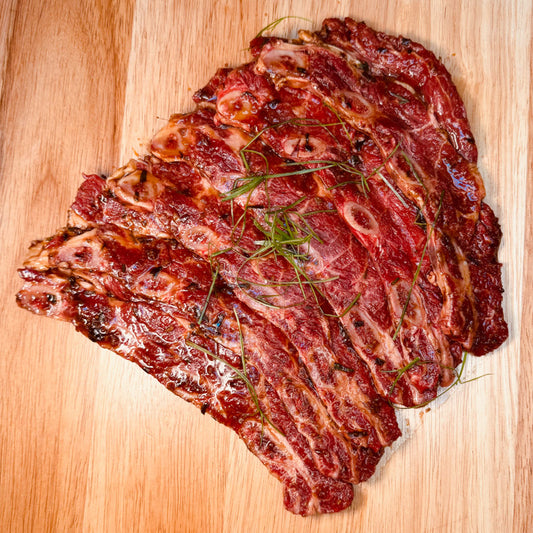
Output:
[{"xmin": 0, "ymin": 1, "xmax": 531, "ymax": 531}]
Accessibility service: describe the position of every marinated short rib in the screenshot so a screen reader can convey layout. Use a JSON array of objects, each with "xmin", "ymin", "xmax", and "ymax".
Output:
[
  {"xmin": 464, "ymin": 202, "xmax": 507, "ymax": 354},
  {"xmin": 25, "ymin": 222, "xmax": 382, "ymax": 482},
  {"xmin": 151, "ymin": 108, "xmax": 451, "ymax": 405},
  {"xmin": 308, "ymin": 19, "xmax": 507, "ymax": 352},
  {"xmin": 16, "ymin": 268, "xmax": 354, "ymax": 515},
  {"xmin": 314, "ymin": 18, "xmax": 478, "ymax": 163}
]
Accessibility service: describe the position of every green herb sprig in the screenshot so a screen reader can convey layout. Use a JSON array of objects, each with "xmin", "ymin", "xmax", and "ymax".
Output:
[
  {"xmin": 323, "ymin": 293, "xmax": 361, "ymax": 318},
  {"xmin": 214, "ymin": 120, "xmax": 406, "ymax": 317},
  {"xmin": 385, "ymin": 352, "xmax": 491, "ymax": 409},
  {"xmin": 198, "ymin": 264, "xmax": 219, "ymax": 325},
  {"xmin": 233, "ymin": 202, "xmax": 338, "ymax": 307},
  {"xmin": 392, "ymin": 192, "xmax": 444, "ymax": 340},
  {"xmin": 254, "ymin": 16, "xmax": 312, "ymax": 39}
]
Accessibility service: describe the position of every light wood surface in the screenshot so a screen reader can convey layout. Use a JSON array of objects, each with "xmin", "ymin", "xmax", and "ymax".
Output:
[{"xmin": 1, "ymin": 1, "xmax": 531, "ymax": 531}]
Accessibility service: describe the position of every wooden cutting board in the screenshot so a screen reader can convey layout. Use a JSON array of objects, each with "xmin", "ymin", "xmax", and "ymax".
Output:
[{"xmin": 1, "ymin": 1, "xmax": 531, "ymax": 531}]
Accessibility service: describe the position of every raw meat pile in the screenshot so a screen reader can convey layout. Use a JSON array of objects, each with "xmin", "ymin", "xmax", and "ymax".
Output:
[{"xmin": 17, "ymin": 19, "xmax": 507, "ymax": 515}]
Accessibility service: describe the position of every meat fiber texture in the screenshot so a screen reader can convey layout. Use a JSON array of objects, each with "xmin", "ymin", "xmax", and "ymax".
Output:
[{"xmin": 16, "ymin": 19, "xmax": 507, "ymax": 516}]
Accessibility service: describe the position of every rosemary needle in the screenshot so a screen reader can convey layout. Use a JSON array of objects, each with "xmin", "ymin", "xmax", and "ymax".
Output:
[
  {"xmin": 392, "ymin": 192, "xmax": 444, "ymax": 340},
  {"xmin": 198, "ymin": 265, "xmax": 219, "ymax": 325},
  {"xmin": 254, "ymin": 16, "xmax": 312, "ymax": 39}
]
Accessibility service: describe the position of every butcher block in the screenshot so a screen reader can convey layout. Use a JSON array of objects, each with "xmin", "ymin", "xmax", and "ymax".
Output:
[{"xmin": 0, "ymin": 1, "xmax": 531, "ymax": 531}]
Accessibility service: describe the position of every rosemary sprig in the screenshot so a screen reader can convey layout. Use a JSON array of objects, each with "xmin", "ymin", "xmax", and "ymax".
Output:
[
  {"xmin": 322, "ymin": 100, "xmax": 354, "ymax": 148},
  {"xmin": 242, "ymin": 148, "xmax": 270, "ymax": 174},
  {"xmin": 238, "ymin": 117, "xmax": 347, "ymax": 177},
  {"xmin": 325, "ymin": 143, "xmax": 401, "ymax": 195},
  {"xmin": 369, "ymin": 142, "xmax": 401, "ymax": 177},
  {"xmin": 387, "ymin": 353, "xmax": 492, "ymax": 409},
  {"xmin": 324, "ymin": 293, "xmax": 361, "ymax": 318},
  {"xmin": 401, "ymin": 151, "xmax": 427, "ymax": 193},
  {"xmin": 392, "ymin": 192, "xmax": 444, "ymax": 340},
  {"xmin": 209, "ymin": 247, "xmax": 234, "ymax": 258},
  {"xmin": 233, "ymin": 308, "xmax": 246, "ymax": 369},
  {"xmin": 377, "ymin": 171, "xmax": 409, "ymax": 208},
  {"xmin": 254, "ymin": 16, "xmax": 312, "ymax": 39},
  {"xmin": 223, "ymin": 189, "xmax": 339, "ymax": 309},
  {"xmin": 265, "ymin": 195, "xmax": 307, "ymax": 214},
  {"xmin": 222, "ymin": 174, "xmax": 270, "ymax": 202},
  {"xmin": 250, "ymin": 208, "xmax": 331, "ymax": 305},
  {"xmin": 383, "ymin": 357, "xmax": 421, "ymax": 396},
  {"xmin": 217, "ymin": 122, "xmax": 364, "ymax": 311},
  {"xmin": 236, "ymin": 276, "xmax": 338, "ymax": 289},
  {"xmin": 234, "ymin": 288, "xmax": 308, "ymax": 310},
  {"xmin": 298, "ymin": 208, "xmax": 337, "ymax": 217},
  {"xmin": 198, "ymin": 265, "xmax": 219, "ymax": 325},
  {"xmin": 222, "ymin": 165, "xmax": 336, "ymax": 202},
  {"xmin": 264, "ymin": 197, "xmax": 326, "ymax": 243},
  {"xmin": 240, "ymin": 119, "xmax": 344, "ymax": 160},
  {"xmin": 231, "ymin": 116, "xmax": 364, "ymax": 207}
]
